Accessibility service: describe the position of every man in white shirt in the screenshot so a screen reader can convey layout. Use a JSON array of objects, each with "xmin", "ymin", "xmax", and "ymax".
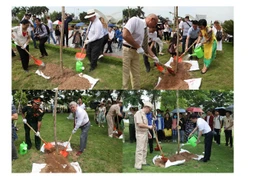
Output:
[
  {"xmin": 69, "ymin": 101, "xmax": 90, "ymax": 156},
  {"xmin": 213, "ymin": 110, "xmax": 223, "ymax": 145},
  {"xmin": 46, "ymin": 16, "xmax": 56, "ymax": 44},
  {"xmin": 122, "ymin": 14, "xmax": 159, "ymax": 89},
  {"xmin": 77, "ymin": 97, "xmax": 86, "ymax": 110},
  {"xmin": 84, "ymin": 9, "xmax": 104, "ymax": 72},
  {"xmin": 189, "ymin": 113, "xmax": 213, "ymax": 162},
  {"xmin": 181, "ymin": 16, "xmax": 192, "ymax": 53}
]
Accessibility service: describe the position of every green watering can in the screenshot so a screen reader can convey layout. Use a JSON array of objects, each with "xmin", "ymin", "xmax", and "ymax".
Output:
[
  {"xmin": 76, "ymin": 61, "xmax": 85, "ymax": 73},
  {"xmin": 19, "ymin": 141, "xmax": 28, "ymax": 155},
  {"xmin": 191, "ymin": 46, "xmax": 204, "ymax": 58},
  {"xmin": 187, "ymin": 135, "xmax": 198, "ymax": 147}
]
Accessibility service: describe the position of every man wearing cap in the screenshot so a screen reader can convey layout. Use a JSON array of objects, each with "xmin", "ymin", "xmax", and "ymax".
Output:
[
  {"xmin": 122, "ymin": 14, "xmax": 159, "ymax": 89},
  {"xmin": 84, "ymin": 9, "xmax": 104, "ymax": 72},
  {"xmin": 69, "ymin": 101, "xmax": 91, "ymax": 156},
  {"xmin": 189, "ymin": 113, "xmax": 213, "ymax": 162},
  {"xmin": 106, "ymin": 99, "xmax": 123, "ymax": 137},
  {"xmin": 181, "ymin": 16, "xmax": 192, "ymax": 53},
  {"xmin": 22, "ymin": 97, "xmax": 44, "ymax": 150},
  {"xmin": 134, "ymin": 102, "xmax": 154, "ymax": 170}
]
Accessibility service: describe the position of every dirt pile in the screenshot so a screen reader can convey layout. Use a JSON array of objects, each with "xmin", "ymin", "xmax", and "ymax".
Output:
[
  {"xmin": 40, "ymin": 63, "xmax": 92, "ymax": 89},
  {"xmin": 155, "ymin": 62, "xmax": 192, "ymax": 90},
  {"xmin": 40, "ymin": 145, "xmax": 76, "ymax": 173},
  {"xmin": 154, "ymin": 151, "xmax": 198, "ymax": 167}
]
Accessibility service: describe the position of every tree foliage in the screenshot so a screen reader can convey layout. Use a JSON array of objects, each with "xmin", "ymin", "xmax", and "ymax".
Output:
[
  {"xmin": 122, "ymin": 6, "xmax": 145, "ymax": 20},
  {"xmin": 79, "ymin": 12, "xmax": 88, "ymax": 23},
  {"xmin": 222, "ymin": 19, "xmax": 234, "ymax": 36}
]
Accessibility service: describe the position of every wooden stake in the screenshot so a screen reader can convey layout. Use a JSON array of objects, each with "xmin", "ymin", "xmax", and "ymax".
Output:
[
  {"xmin": 175, "ymin": 6, "xmax": 179, "ymax": 73},
  {"xmin": 53, "ymin": 89, "xmax": 59, "ymax": 152},
  {"xmin": 60, "ymin": 6, "xmax": 65, "ymax": 75},
  {"xmin": 176, "ymin": 90, "xmax": 181, "ymax": 154}
]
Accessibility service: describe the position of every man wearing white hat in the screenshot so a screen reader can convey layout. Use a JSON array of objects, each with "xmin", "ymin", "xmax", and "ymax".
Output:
[
  {"xmin": 134, "ymin": 102, "xmax": 154, "ymax": 170},
  {"xmin": 84, "ymin": 9, "xmax": 104, "ymax": 72},
  {"xmin": 106, "ymin": 99, "xmax": 123, "ymax": 137}
]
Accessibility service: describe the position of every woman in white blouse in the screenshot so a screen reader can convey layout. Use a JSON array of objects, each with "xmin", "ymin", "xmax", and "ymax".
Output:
[
  {"xmin": 98, "ymin": 103, "xmax": 106, "ymax": 127},
  {"xmin": 12, "ymin": 19, "xmax": 31, "ymax": 72}
]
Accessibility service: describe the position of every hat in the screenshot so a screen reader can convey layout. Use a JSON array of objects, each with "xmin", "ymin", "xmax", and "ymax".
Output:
[
  {"xmin": 144, "ymin": 102, "xmax": 153, "ymax": 109},
  {"xmin": 33, "ymin": 97, "xmax": 42, "ymax": 105},
  {"xmin": 84, "ymin": 9, "xmax": 97, "ymax": 19},
  {"xmin": 189, "ymin": 113, "xmax": 198, "ymax": 119}
]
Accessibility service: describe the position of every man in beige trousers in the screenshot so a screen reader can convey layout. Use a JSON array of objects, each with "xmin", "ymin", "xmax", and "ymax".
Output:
[
  {"xmin": 122, "ymin": 14, "xmax": 159, "ymax": 89},
  {"xmin": 106, "ymin": 99, "xmax": 123, "ymax": 138},
  {"xmin": 134, "ymin": 102, "xmax": 154, "ymax": 170}
]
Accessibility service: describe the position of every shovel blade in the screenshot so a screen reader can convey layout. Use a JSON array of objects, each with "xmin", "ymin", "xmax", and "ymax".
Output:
[
  {"xmin": 44, "ymin": 143, "xmax": 53, "ymax": 150},
  {"xmin": 32, "ymin": 57, "xmax": 45, "ymax": 66},
  {"xmin": 60, "ymin": 150, "xmax": 69, "ymax": 158},
  {"xmin": 75, "ymin": 53, "xmax": 86, "ymax": 60}
]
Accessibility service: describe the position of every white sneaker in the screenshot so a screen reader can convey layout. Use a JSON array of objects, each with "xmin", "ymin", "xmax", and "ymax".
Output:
[
  {"xmin": 98, "ymin": 54, "xmax": 103, "ymax": 59},
  {"xmin": 109, "ymin": 134, "xmax": 113, "ymax": 138}
]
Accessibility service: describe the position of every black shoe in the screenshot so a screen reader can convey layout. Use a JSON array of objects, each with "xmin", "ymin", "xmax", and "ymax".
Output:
[
  {"xmin": 89, "ymin": 67, "xmax": 95, "ymax": 72},
  {"xmin": 199, "ymin": 158, "xmax": 208, "ymax": 162},
  {"xmin": 136, "ymin": 168, "xmax": 142, "ymax": 170},
  {"xmin": 45, "ymin": 53, "xmax": 48, "ymax": 56},
  {"xmin": 35, "ymin": 47, "xmax": 38, "ymax": 49}
]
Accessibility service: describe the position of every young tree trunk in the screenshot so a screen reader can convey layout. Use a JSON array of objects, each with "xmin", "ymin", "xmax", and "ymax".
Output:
[
  {"xmin": 175, "ymin": 6, "xmax": 179, "ymax": 73},
  {"xmin": 60, "ymin": 6, "xmax": 65, "ymax": 75},
  {"xmin": 176, "ymin": 90, "xmax": 181, "ymax": 154},
  {"xmin": 53, "ymin": 89, "xmax": 59, "ymax": 152}
]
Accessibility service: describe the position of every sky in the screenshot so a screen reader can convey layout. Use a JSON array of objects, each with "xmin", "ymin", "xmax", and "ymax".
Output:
[{"xmin": 47, "ymin": 6, "xmax": 233, "ymax": 23}]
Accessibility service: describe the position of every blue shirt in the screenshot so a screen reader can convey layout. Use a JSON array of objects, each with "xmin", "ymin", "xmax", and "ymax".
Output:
[
  {"xmin": 146, "ymin": 112, "xmax": 152, "ymax": 125},
  {"xmin": 187, "ymin": 27, "xmax": 200, "ymax": 39}
]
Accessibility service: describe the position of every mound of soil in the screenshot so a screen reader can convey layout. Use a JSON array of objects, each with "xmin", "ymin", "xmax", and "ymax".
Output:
[
  {"xmin": 155, "ymin": 62, "xmax": 192, "ymax": 90},
  {"xmin": 41, "ymin": 145, "xmax": 76, "ymax": 173},
  {"xmin": 42, "ymin": 63, "xmax": 76, "ymax": 84},
  {"xmin": 154, "ymin": 151, "xmax": 198, "ymax": 167},
  {"xmin": 58, "ymin": 75, "xmax": 92, "ymax": 90}
]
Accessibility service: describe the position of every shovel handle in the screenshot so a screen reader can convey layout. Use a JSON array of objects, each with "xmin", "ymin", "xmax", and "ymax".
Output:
[
  {"xmin": 179, "ymin": 39, "xmax": 198, "ymax": 58},
  {"xmin": 152, "ymin": 127, "xmax": 164, "ymax": 155},
  {"xmin": 25, "ymin": 122, "xmax": 46, "ymax": 143}
]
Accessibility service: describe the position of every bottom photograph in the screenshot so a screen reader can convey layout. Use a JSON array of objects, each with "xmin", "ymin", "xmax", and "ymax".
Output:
[{"xmin": 11, "ymin": 90, "xmax": 233, "ymax": 173}]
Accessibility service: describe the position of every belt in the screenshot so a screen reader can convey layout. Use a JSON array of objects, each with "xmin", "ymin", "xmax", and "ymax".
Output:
[
  {"xmin": 204, "ymin": 131, "xmax": 211, "ymax": 135},
  {"xmin": 80, "ymin": 121, "xmax": 90, "ymax": 128},
  {"xmin": 123, "ymin": 44, "xmax": 136, "ymax": 50}
]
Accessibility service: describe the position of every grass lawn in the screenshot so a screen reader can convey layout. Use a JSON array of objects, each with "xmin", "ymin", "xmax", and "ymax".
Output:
[
  {"xmin": 12, "ymin": 44, "xmax": 122, "ymax": 89},
  {"xmin": 12, "ymin": 110, "xmax": 123, "ymax": 173},
  {"xmin": 139, "ymin": 42, "xmax": 234, "ymax": 90},
  {"xmin": 122, "ymin": 123, "xmax": 233, "ymax": 173}
]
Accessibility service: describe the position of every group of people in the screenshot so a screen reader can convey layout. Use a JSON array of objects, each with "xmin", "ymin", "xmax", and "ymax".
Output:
[
  {"xmin": 12, "ymin": 96, "xmax": 91, "ymax": 159},
  {"xmin": 124, "ymin": 103, "xmax": 234, "ymax": 170},
  {"xmin": 121, "ymin": 13, "xmax": 225, "ymax": 89}
]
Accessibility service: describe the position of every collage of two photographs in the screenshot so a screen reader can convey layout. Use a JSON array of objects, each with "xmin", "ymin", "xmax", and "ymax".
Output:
[{"xmin": 11, "ymin": 6, "xmax": 234, "ymax": 173}]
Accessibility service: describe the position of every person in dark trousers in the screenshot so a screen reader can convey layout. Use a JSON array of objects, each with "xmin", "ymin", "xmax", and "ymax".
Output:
[
  {"xmin": 22, "ymin": 97, "xmax": 45, "ymax": 150},
  {"xmin": 181, "ymin": 16, "xmax": 192, "ymax": 53},
  {"xmin": 185, "ymin": 20, "xmax": 200, "ymax": 60},
  {"xmin": 223, "ymin": 111, "xmax": 234, "ymax": 147},
  {"xmin": 189, "ymin": 113, "xmax": 213, "ymax": 162},
  {"xmin": 34, "ymin": 18, "xmax": 49, "ymax": 58},
  {"xmin": 11, "ymin": 19, "xmax": 31, "ymax": 72},
  {"xmin": 146, "ymin": 111, "xmax": 154, "ymax": 153},
  {"xmin": 12, "ymin": 104, "xmax": 18, "ymax": 161},
  {"xmin": 105, "ymin": 27, "xmax": 114, "ymax": 53},
  {"xmin": 61, "ymin": 14, "xmax": 73, "ymax": 47},
  {"xmin": 125, "ymin": 107, "xmax": 136, "ymax": 143},
  {"xmin": 84, "ymin": 10, "xmax": 104, "ymax": 72},
  {"xmin": 163, "ymin": 112, "xmax": 172, "ymax": 142}
]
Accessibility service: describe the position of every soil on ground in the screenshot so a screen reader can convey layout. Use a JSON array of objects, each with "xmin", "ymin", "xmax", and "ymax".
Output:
[
  {"xmin": 154, "ymin": 151, "xmax": 198, "ymax": 168},
  {"xmin": 40, "ymin": 145, "xmax": 77, "ymax": 173},
  {"xmin": 155, "ymin": 62, "xmax": 192, "ymax": 90},
  {"xmin": 41, "ymin": 63, "xmax": 91, "ymax": 89}
]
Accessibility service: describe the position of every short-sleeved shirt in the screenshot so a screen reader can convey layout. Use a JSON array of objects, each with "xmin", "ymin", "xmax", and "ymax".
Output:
[
  {"xmin": 213, "ymin": 115, "xmax": 222, "ymax": 129},
  {"xmin": 187, "ymin": 27, "xmax": 200, "ymax": 39},
  {"xmin": 126, "ymin": 113, "xmax": 135, "ymax": 124},
  {"xmin": 134, "ymin": 109, "xmax": 148, "ymax": 133},
  {"xmin": 107, "ymin": 104, "xmax": 121, "ymax": 117},
  {"xmin": 223, "ymin": 116, "xmax": 233, "ymax": 130},
  {"xmin": 182, "ymin": 21, "xmax": 192, "ymax": 36},
  {"xmin": 197, "ymin": 118, "xmax": 211, "ymax": 134},
  {"xmin": 22, "ymin": 106, "xmax": 44, "ymax": 124},
  {"xmin": 123, "ymin": 17, "xmax": 146, "ymax": 47},
  {"xmin": 12, "ymin": 25, "xmax": 31, "ymax": 46},
  {"xmin": 148, "ymin": 31, "xmax": 157, "ymax": 43},
  {"xmin": 74, "ymin": 106, "xmax": 90, "ymax": 131}
]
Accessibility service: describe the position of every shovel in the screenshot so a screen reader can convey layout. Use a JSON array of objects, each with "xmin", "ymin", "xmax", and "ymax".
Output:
[
  {"xmin": 14, "ymin": 41, "xmax": 45, "ymax": 67},
  {"xmin": 75, "ymin": 23, "xmax": 91, "ymax": 60},
  {"xmin": 144, "ymin": 53, "xmax": 175, "ymax": 75},
  {"xmin": 25, "ymin": 122, "xmax": 53, "ymax": 151},
  {"xmin": 60, "ymin": 133, "xmax": 73, "ymax": 158},
  {"xmin": 152, "ymin": 127, "xmax": 168, "ymax": 163}
]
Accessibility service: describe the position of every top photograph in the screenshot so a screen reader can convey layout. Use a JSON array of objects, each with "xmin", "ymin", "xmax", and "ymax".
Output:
[{"xmin": 11, "ymin": 6, "xmax": 233, "ymax": 90}]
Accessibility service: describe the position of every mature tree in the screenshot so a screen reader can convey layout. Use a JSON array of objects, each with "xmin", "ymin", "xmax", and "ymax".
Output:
[
  {"xmin": 49, "ymin": 11, "xmax": 62, "ymax": 21},
  {"xmin": 222, "ymin": 19, "xmax": 234, "ymax": 36},
  {"xmin": 79, "ymin": 12, "xmax": 88, "ymax": 23},
  {"xmin": 122, "ymin": 8, "xmax": 137, "ymax": 19},
  {"xmin": 12, "ymin": 7, "xmax": 21, "ymax": 17},
  {"xmin": 136, "ymin": 6, "xmax": 145, "ymax": 18}
]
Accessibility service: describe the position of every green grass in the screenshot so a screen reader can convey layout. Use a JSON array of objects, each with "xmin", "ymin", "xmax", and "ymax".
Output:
[
  {"xmin": 12, "ymin": 44, "xmax": 122, "ymax": 89},
  {"xmin": 122, "ymin": 123, "xmax": 233, "ymax": 173},
  {"xmin": 12, "ymin": 110, "xmax": 123, "ymax": 173},
  {"xmin": 139, "ymin": 42, "xmax": 234, "ymax": 90}
]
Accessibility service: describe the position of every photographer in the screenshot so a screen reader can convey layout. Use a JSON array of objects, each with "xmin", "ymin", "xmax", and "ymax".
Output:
[{"xmin": 34, "ymin": 18, "xmax": 48, "ymax": 58}]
